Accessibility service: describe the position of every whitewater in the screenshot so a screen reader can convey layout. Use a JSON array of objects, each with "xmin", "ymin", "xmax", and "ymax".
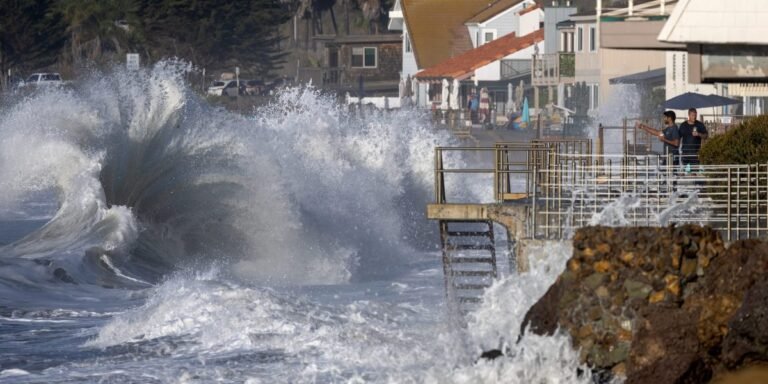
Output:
[{"xmin": 0, "ymin": 63, "xmax": 591, "ymax": 383}]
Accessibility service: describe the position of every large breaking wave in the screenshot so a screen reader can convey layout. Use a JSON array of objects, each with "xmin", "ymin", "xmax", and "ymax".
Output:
[{"xmin": 0, "ymin": 62, "xmax": 453, "ymax": 287}]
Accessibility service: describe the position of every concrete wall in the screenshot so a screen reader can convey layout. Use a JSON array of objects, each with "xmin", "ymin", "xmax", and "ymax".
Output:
[
  {"xmin": 402, "ymin": 24, "xmax": 419, "ymax": 78},
  {"xmin": 666, "ymin": 51, "xmax": 716, "ymax": 101},
  {"xmin": 601, "ymin": 20, "xmax": 684, "ymax": 50},
  {"xmin": 599, "ymin": 48, "xmax": 666, "ymax": 111},
  {"xmin": 483, "ymin": 11, "xmax": 518, "ymax": 44},
  {"xmin": 544, "ymin": 6, "xmax": 577, "ymax": 54},
  {"xmin": 574, "ymin": 19, "xmax": 600, "ymax": 85},
  {"xmin": 519, "ymin": 9, "xmax": 543, "ymax": 37}
]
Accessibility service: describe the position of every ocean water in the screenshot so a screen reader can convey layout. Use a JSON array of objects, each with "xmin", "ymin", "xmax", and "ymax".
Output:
[{"xmin": 0, "ymin": 63, "xmax": 590, "ymax": 383}]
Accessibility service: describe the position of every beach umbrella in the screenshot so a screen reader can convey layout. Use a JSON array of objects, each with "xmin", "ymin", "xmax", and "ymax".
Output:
[
  {"xmin": 522, "ymin": 96, "xmax": 530, "ymax": 123},
  {"xmin": 516, "ymin": 80, "xmax": 525, "ymax": 106},
  {"xmin": 450, "ymin": 79, "xmax": 460, "ymax": 110},
  {"xmin": 664, "ymin": 91, "xmax": 741, "ymax": 109},
  {"xmin": 441, "ymin": 79, "xmax": 449, "ymax": 110}
]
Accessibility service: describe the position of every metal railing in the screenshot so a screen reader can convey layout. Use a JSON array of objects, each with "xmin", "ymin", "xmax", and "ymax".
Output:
[
  {"xmin": 434, "ymin": 139, "xmax": 592, "ymax": 203},
  {"xmin": 532, "ymin": 53, "xmax": 576, "ymax": 87},
  {"xmin": 433, "ymin": 140, "xmax": 768, "ymax": 242}
]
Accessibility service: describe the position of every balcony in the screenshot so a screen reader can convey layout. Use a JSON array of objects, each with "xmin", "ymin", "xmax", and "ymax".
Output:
[
  {"xmin": 599, "ymin": 0, "xmax": 684, "ymax": 49},
  {"xmin": 532, "ymin": 53, "xmax": 575, "ymax": 86},
  {"xmin": 500, "ymin": 59, "xmax": 531, "ymax": 80}
]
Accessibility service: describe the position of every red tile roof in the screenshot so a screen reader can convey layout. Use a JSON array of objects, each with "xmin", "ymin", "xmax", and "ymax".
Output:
[
  {"xmin": 415, "ymin": 29, "xmax": 544, "ymax": 80},
  {"xmin": 402, "ymin": 0, "xmax": 491, "ymax": 69}
]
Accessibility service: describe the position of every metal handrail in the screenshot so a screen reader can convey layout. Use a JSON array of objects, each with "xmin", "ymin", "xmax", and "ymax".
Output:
[{"xmin": 433, "ymin": 142, "xmax": 768, "ymax": 241}]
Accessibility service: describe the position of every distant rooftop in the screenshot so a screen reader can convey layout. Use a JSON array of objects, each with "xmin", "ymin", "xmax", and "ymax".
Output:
[
  {"xmin": 402, "ymin": 0, "xmax": 491, "ymax": 69},
  {"xmin": 659, "ymin": 0, "xmax": 768, "ymax": 45},
  {"xmin": 416, "ymin": 29, "xmax": 544, "ymax": 80}
]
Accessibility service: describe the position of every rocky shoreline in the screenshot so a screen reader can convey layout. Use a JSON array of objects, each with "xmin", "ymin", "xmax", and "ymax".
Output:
[{"xmin": 520, "ymin": 225, "xmax": 768, "ymax": 383}]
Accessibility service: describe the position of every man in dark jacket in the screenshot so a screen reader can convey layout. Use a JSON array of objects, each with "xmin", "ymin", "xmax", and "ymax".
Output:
[{"xmin": 678, "ymin": 108, "xmax": 709, "ymax": 165}]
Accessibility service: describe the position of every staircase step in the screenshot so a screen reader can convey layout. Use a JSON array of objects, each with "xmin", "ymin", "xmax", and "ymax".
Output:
[
  {"xmin": 458, "ymin": 296, "xmax": 482, "ymax": 303},
  {"xmin": 446, "ymin": 231, "xmax": 492, "ymax": 237},
  {"xmin": 455, "ymin": 284, "xmax": 491, "ymax": 290},
  {"xmin": 450, "ymin": 257, "xmax": 494, "ymax": 263},
  {"xmin": 446, "ymin": 244, "xmax": 495, "ymax": 251},
  {"xmin": 452, "ymin": 270, "xmax": 494, "ymax": 277}
]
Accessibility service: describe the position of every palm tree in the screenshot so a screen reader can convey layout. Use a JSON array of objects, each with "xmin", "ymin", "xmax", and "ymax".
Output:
[{"xmin": 58, "ymin": 0, "xmax": 140, "ymax": 65}]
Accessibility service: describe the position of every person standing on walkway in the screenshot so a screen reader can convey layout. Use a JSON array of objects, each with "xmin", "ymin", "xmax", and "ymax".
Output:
[
  {"xmin": 479, "ymin": 87, "xmax": 490, "ymax": 124},
  {"xmin": 636, "ymin": 111, "xmax": 680, "ymax": 165},
  {"xmin": 678, "ymin": 108, "xmax": 709, "ymax": 165},
  {"xmin": 468, "ymin": 91, "xmax": 479, "ymax": 124}
]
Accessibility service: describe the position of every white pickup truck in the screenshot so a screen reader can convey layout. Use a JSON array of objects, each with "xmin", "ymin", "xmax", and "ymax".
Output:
[{"xmin": 20, "ymin": 73, "xmax": 63, "ymax": 87}]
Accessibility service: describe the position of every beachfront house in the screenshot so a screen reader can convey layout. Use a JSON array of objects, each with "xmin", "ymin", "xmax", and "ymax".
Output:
[
  {"xmin": 388, "ymin": 0, "xmax": 495, "ymax": 107},
  {"xmin": 598, "ymin": 0, "xmax": 768, "ymax": 120},
  {"xmin": 298, "ymin": 33, "xmax": 403, "ymax": 96},
  {"xmin": 391, "ymin": 0, "xmax": 559, "ymax": 121},
  {"xmin": 413, "ymin": 1, "xmax": 545, "ymax": 120},
  {"xmin": 658, "ymin": 0, "xmax": 768, "ymax": 116}
]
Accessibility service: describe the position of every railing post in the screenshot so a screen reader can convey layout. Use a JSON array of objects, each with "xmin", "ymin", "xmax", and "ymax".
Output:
[
  {"xmin": 494, "ymin": 147, "xmax": 499, "ymax": 201},
  {"xmin": 532, "ymin": 163, "xmax": 538, "ymax": 239},
  {"xmin": 727, "ymin": 167, "xmax": 732, "ymax": 242}
]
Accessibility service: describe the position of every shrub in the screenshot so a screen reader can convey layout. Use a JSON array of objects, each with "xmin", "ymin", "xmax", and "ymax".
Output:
[{"xmin": 700, "ymin": 115, "xmax": 768, "ymax": 164}]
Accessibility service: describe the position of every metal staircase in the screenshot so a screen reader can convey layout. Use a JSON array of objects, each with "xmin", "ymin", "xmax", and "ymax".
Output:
[{"xmin": 439, "ymin": 220, "xmax": 499, "ymax": 315}]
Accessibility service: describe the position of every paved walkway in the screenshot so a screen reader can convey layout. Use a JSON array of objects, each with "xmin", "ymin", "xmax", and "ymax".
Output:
[{"xmin": 446, "ymin": 125, "xmax": 538, "ymax": 146}]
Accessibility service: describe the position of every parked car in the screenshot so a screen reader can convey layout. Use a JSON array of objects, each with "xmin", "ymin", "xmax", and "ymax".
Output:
[
  {"xmin": 19, "ymin": 73, "xmax": 63, "ymax": 88},
  {"xmin": 206, "ymin": 80, "xmax": 241, "ymax": 97},
  {"xmin": 243, "ymin": 80, "xmax": 264, "ymax": 96}
]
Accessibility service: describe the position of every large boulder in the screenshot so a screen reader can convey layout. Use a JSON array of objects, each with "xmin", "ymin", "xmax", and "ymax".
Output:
[{"xmin": 521, "ymin": 225, "xmax": 768, "ymax": 383}]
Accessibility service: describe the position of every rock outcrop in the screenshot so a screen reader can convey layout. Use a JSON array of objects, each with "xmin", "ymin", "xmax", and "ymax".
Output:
[{"xmin": 521, "ymin": 225, "xmax": 768, "ymax": 383}]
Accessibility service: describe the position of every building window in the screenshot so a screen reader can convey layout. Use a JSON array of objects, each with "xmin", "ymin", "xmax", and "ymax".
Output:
[
  {"xmin": 672, "ymin": 54, "xmax": 676, "ymax": 81},
  {"xmin": 577, "ymin": 27, "xmax": 583, "ymax": 52},
  {"xmin": 405, "ymin": 34, "xmax": 411, "ymax": 53},
  {"xmin": 351, "ymin": 47, "xmax": 377, "ymax": 68},
  {"xmin": 589, "ymin": 26, "xmax": 596, "ymax": 51},
  {"xmin": 560, "ymin": 32, "xmax": 575, "ymax": 53},
  {"xmin": 593, "ymin": 84, "xmax": 599, "ymax": 110},
  {"xmin": 561, "ymin": 32, "xmax": 567, "ymax": 52},
  {"xmin": 483, "ymin": 30, "xmax": 497, "ymax": 45}
]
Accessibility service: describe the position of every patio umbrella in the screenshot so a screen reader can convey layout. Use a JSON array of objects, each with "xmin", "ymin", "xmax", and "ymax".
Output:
[
  {"xmin": 522, "ymin": 96, "xmax": 530, "ymax": 123},
  {"xmin": 441, "ymin": 79, "xmax": 449, "ymax": 110},
  {"xmin": 398, "ymin": 77, "xmax": 406, "ymax": 99},
  {"xmin": 706, "ymin": 94, "xmax": 742, "ymax": 107},
  {"xmin": 507, "ymin": 83, "xmax": 515, "ymax": 113},
  {"xmin": 449, "ymin": 79, "xmax": 460, "ymax": 110},
  {"xmin": 664, "ymin": 92, "xmax": 741, "ymax": 109}
]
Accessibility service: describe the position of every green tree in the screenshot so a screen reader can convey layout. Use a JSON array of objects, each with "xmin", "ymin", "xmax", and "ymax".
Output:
[
  {"xmin": 700, "ymin": 115, "xmax": 768, "ymax": 165},
  {"xmin": 57, "ymin": 0, "xmax": 144, "ymax": 66},
  {"xmin": 137, "ymin": 0, "xmax": 291, "ymax": 75},
  {"xmin": 0, "ymin": 0, "xmax": 66, "ymax": 86}
]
